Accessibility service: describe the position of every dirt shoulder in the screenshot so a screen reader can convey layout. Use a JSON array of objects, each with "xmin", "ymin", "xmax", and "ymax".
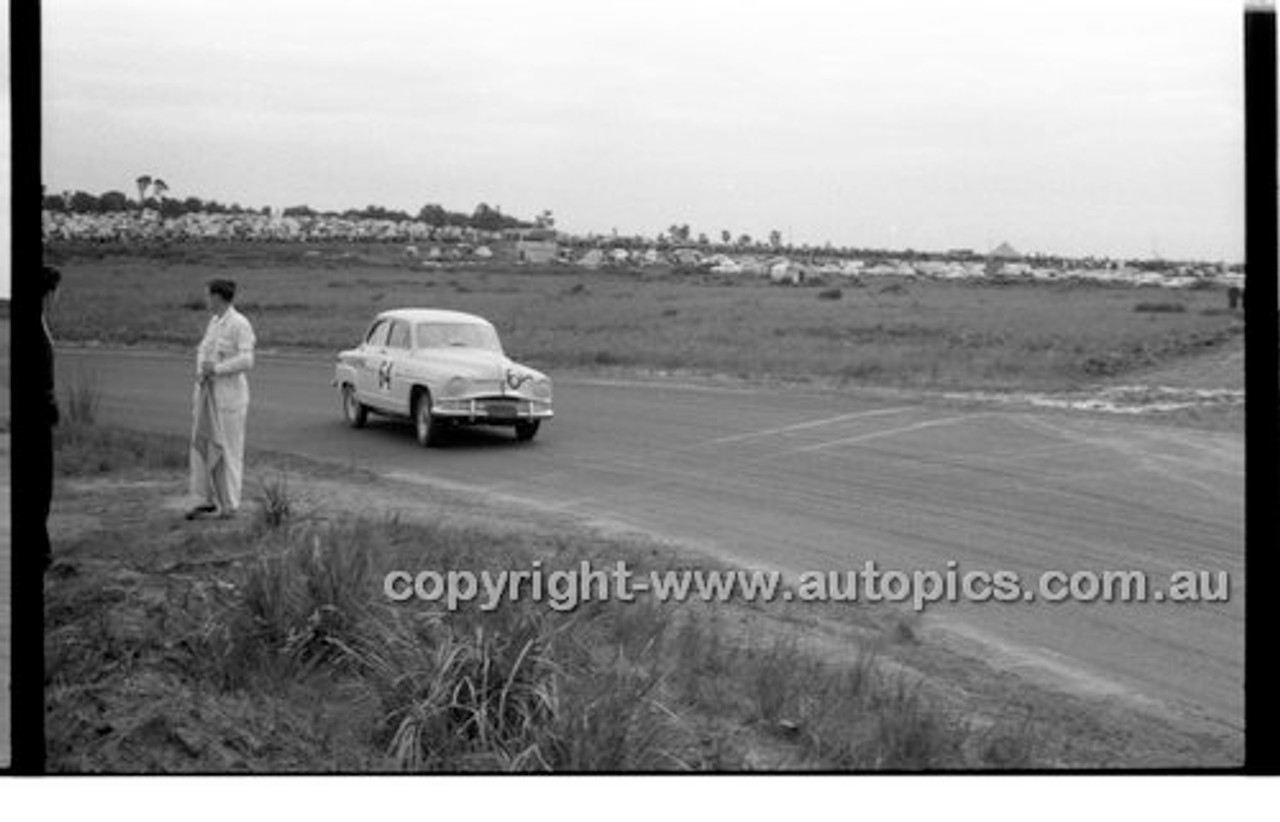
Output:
[{"xmin": 45, "ymin": 434, "xmax": 1242, "ymax": 770}]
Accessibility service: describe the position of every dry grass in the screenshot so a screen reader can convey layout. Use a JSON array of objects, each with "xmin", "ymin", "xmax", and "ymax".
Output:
[
  {"xmin": 62, "ymin": 367, "xmax": 101, "ymax": 426},
  {"xmin": 53, "ymin": 421, "xmax": 187, "ymax": 475},
  {"xmin": 46, "ymin": 242, "xmax": 1242, "ymax": 391},
  {"xmin": 45, "ymin": 422, "xmax": 1055, "ymax": 772}
]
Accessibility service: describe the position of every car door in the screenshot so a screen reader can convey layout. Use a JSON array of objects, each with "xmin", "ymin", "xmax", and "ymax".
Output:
[
  {"xmin": 382, "ymin": 319, "xmax": 414, "ymax": 415},
  {"xmin": 354, "ymin": 319, "xmax": 391, "ymax": 408}
]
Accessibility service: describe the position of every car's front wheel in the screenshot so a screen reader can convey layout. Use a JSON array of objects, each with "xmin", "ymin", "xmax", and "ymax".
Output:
[
  {"xmin": 341, "ymin": 384, "xmax": 368, "ymax": 428},
  {"xmin": 412, "ymin": 389, "xmax": 440, "ymax": 448},
  {"xmin": 514, "ymin": 420, "xmax": 540, "ymax": 442}
]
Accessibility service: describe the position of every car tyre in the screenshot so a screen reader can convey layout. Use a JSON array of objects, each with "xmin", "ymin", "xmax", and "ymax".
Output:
[
  {"xmin": 514, "ymin": 420, "xmax": 540, "ymax": 442},
  {"xmin": 413, "ymin": 389, "xmax": 440, "ymax": 448},
  {"xmin": 341, "ymin": 384, "xmax": 368, "ymax": 428}
]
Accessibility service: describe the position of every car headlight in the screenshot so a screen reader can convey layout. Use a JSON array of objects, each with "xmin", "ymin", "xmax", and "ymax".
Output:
[{"xmin": 531, "ymin": 379, "xmax": 552, "ymax": 400}]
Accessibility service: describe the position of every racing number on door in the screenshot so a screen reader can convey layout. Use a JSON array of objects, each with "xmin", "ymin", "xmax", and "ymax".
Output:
[{"xmin": 377, "ymin": 360, "xmax": 393, "ymax": 391}]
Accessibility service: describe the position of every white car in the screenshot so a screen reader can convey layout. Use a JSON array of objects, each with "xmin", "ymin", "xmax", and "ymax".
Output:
[{"xmin": 333, "ymin": 308, "xmax": 553, "ymax": 446}]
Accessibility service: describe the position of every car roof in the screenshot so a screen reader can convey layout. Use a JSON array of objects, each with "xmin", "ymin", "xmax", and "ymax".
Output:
[{"xmin": 375, "ymin": 308, "xmax": 494, "ymax": 326}]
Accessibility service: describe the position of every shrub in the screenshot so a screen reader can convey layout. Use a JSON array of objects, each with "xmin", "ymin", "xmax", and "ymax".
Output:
[{"xmin": 818, "ymin": 288, "xmax": 843, "ymax": 301}]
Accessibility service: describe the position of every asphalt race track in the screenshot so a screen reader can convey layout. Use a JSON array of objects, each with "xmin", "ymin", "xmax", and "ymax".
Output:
[{"xmin": 58, "ymin": 347, "xmax": 1244, "ymax": 734}]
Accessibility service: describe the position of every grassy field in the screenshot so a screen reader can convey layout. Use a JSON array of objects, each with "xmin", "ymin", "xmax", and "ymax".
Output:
[
  {"xmin": 46, "ymin": 242, "xmax": 1243, "ymax": 392},
  {"xmin": 44, "ymin": 415, "xmax": 1242, "ymax": 771}
]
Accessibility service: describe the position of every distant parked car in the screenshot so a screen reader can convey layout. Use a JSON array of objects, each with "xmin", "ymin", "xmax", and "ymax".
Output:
[{"xmin": 333, "ymin": 308, "xmax": 553, "ymax": 446}]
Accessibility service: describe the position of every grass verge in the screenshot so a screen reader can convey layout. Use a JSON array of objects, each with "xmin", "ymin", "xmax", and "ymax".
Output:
[
  {"xmin": 47, "ymin": 244, "xmax": 1243, "ymax": 392},
  {"xmin": 45, "ymin": 423, "xmax": 1242, "ymax": 771}
]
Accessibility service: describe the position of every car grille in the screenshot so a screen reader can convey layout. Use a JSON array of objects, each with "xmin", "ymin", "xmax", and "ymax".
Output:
[
  {"xmin": 464, "ymin": 380, "xmax": 504, "ymax": 396},
  {"xmin": 482, "ymin": 400, "xmax": 522, "ymax": 419}
]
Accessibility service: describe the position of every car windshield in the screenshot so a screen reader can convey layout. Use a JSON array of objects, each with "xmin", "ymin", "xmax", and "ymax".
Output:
[{"xmin": 415, "ymin": 321, "xmax": 503, "ymax": 353}]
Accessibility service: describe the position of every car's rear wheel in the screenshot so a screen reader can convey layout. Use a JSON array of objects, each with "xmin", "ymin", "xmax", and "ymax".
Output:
[
  {"xmin": 341, "ymin": 384, "xmax": 367, "ymax": 428},
  {"xmin": 412, "ymin": 389, "xmax": 440, "ymax": 448},
  {"xmin": 514, "ymin": 420, "xmax": 540, "ymax": 442}
]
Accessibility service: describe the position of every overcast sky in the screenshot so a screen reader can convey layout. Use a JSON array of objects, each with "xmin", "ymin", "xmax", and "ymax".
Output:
[{"xmin": 41, "ymin": 0, "xmax": 1248, "ymax": 261}]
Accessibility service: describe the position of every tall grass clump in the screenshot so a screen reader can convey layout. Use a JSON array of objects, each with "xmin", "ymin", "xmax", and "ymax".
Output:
[
  {"xmin": 202, "ymin": 519, "xmax": 383, "ymax": 687},
  {"xmin": 255, "ymin": 472, "xmax": 295, "ymax": 532},
  {"xmin": 370, "ymin": 611, "xmax": 565, "ymax": 771},
  {"xmin": 63, "ymin": 368, "xmax": 101, "ymax": 426}
]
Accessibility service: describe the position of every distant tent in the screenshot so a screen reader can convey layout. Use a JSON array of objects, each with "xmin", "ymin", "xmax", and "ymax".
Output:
[
  {"xmin": 989, "ymin": 241, "xmax": 1021, "ymax": 260},
  {"xmin": 986, "ymin": 241, "xmax": 1022, "ymax": 275},
  {"xmin": 578, "ymin": 249, "xmax": 604, "ymax": 269}
]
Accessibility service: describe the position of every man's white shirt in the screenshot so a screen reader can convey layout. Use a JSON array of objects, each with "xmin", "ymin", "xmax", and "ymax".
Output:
[{"xmin": 196, "ymin": 306, "xmax": 256, "ymax": 410}]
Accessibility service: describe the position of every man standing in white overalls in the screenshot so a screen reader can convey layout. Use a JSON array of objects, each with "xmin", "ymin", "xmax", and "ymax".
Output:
[{"xmin": 186, "ymin": 278, "xmax": 256, "ymax": 520}]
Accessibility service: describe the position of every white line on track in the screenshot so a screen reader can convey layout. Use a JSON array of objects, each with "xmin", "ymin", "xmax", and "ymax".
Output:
[
  {"xmin": 479, "ymin": 406, "xmax": 920, "ymax": 495},
  {"xmin": 779, "ymin": 413, "xmax": 987, "ymax": 455},
  {"xmin": 701, "ymin": 406, "xmax": 914, "ymax": 445}
]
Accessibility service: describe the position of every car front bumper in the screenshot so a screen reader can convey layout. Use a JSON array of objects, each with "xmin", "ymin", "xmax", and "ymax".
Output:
[{"xmin": 431, "ymin": 397, "xmax": 554, "ymax": 422}]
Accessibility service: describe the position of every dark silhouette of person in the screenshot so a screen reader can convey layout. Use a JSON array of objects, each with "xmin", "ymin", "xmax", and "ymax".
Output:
[{"xmin": 37, "ymin": 265, "xmax": 62, "ymax": 571}]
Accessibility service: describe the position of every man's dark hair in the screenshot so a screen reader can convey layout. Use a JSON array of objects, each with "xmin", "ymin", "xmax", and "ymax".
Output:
[
  {"xmin": 207, "ymin": 278, "xmax": 237, "ymax": 302},
  {"xmin": 40, "ymin": 265, "xmax": 62, "ymax": 298}
]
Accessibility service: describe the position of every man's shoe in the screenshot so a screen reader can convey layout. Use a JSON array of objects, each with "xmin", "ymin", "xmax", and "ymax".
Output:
[{"xmin": 184, "ymin": 504, "xmax": 217, "ymax": 520}]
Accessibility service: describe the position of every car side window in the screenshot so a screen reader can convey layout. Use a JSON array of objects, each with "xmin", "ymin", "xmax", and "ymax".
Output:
[
  {"xmin": 387, "ymin": 320, "xmax": 411, "ymax": 350},
  {"xmin": 365, "ymin": 320, "xmax": 390, "ymax": 347}
]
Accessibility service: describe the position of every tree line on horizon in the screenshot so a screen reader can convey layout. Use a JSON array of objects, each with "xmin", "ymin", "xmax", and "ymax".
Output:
[
  {"xmin": 42, "ymin": 180, "xmax": 550, "ymax": 233},
  {"xmin": 41, "ymin": 181, "xmax": 1224, "ymax": 269}
]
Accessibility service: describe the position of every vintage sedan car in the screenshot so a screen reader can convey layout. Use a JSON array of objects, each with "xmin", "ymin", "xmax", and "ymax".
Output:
[{"xmin": 333, "ymin": 308, "xmax": 553, "ymax": 446}]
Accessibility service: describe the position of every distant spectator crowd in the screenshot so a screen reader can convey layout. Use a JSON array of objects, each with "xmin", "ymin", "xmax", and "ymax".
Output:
[{"xmin": 42, "ymin": 208, "xmax": 1242, "ymax": 292}]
